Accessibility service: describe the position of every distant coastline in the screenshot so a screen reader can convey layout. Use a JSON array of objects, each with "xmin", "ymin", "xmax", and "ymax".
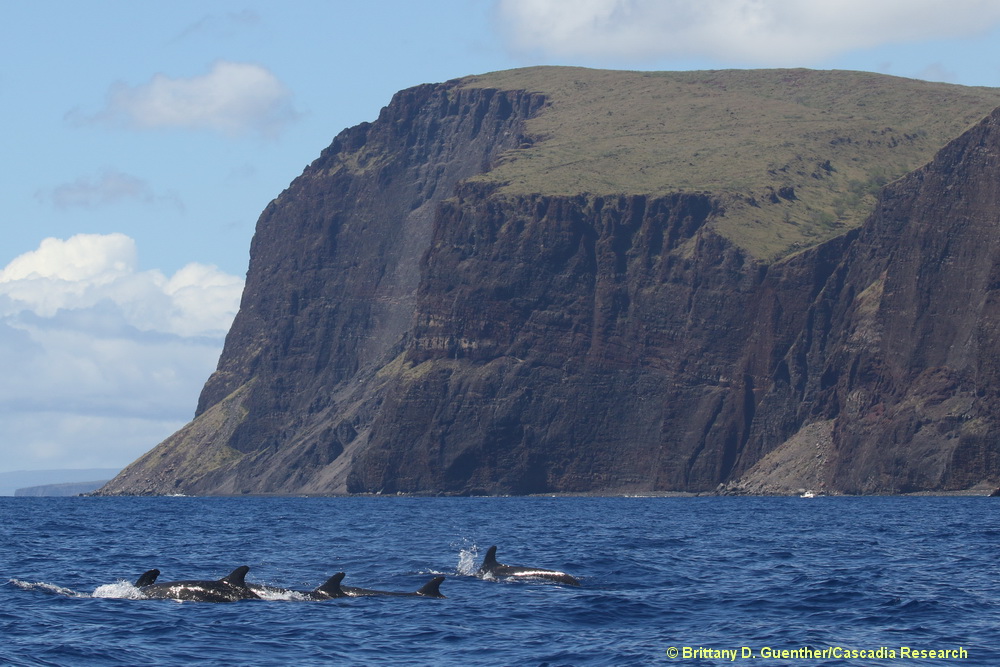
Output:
[
  {"xmin": 0, "ymin": 469, "xmax": 120, "ymax": 497},
  {"xmin": 14, "ymin": 480, "xmax": 111, "ymax": 497}
]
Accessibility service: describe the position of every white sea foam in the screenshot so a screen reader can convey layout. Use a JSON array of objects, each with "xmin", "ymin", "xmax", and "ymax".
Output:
[
  {"xmin": 91, "ymin": 580, "xmax": 146, "ymax": 599},
  {"xmin": 252, "ymin": 586, "xmax": 311, "ymax": 601},
  {"xmin": 9, "ymin": 579, "xmax": 84, "ymax": 598},
  {"xmin": 507, "ymin": 570, "xmax": 571, "ymax": 582}
]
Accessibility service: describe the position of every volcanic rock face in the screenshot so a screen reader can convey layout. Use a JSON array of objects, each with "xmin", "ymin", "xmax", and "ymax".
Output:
[
  {"xmin": 101, "ymin": 82, "xmax": 547, "ymax": 495},
  {"xmin": 99, "ymin": 68, "xmax": 1000, "ymax": 496},
  {"xmin": 744, "ymin": 110, "xmax": 1000, "ymax": 494},
  {"xmin": 347, "ymin": 190, "xmax": 844, "ymax": 494}
]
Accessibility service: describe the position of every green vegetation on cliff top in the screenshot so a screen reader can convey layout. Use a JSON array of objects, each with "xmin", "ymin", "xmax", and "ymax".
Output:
[{"xmin": 460, "ymin": 67, "xmax": 1000, "ymax": 260}]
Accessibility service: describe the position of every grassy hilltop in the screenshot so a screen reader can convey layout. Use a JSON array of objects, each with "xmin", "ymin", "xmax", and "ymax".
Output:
[{"xmin": 462, "ymin": 67, "xmax": 1000, "ymax": 260}]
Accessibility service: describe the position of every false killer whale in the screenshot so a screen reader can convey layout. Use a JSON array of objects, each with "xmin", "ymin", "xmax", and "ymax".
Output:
[
  {"xmin": 340, "ymin": 575, "xmax": 446, "ymax": 598},
  {"xmin": 476, "ymin": 546, "xmax": 580, "ymax": 586},
  {"xmin": 248, "ymin": 573, "xmax": 348, "ymax": 600},
  {"xmin": 248, "ymin": 572, "xmax": 444, "ymax": 599},
  {"xmin": 134, "ymin": 566, "xmax": 261, "ymax": 602}
]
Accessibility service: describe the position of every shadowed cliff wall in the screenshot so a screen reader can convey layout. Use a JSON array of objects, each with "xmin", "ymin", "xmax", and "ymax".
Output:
[{"xmin": 348, "ymin": 187, "xmax": 846, "ymax": 493}]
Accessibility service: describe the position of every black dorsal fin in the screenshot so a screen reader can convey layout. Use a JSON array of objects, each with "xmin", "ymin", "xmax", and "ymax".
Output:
[
  {"xmin": 317, "ymin": 572, "xmax": 346, "ymax": 598},
  {"xmin": 134, "ymin": 569, "xmax": 160, "ymax": 587},
  {"xmin": 416, "ymin": 576, "xmax": 445, "ymax": 598},
  {"xmin": 222, "ymin": 565, "xmax": 251, "ymax": 587},
  {"xmin": 481, "ymin": 545, "xmax": 499, "ymax": 570}
]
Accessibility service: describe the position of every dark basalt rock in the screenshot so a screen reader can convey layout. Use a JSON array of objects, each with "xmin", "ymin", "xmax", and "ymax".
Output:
[
  {"xmin": 752, "ymin": 108, "xmax": 1000, "ymax": 494},
  {"xmin": 347, "ymin": 189, "xmax": 836, "ymax": 494},
  {"xmin": 97, "ymin": 70, "xmax": 1000, "ymax": 496}
]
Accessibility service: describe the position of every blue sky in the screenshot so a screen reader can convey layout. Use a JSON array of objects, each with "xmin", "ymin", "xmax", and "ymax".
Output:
[{"xmin": 3, "ymin": 0, "xmax": 1000, "ymax": 474}]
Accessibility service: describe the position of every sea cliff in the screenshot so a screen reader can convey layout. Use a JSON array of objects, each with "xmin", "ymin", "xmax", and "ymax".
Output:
[{"xmin": 98, "ymin": 67, "xmax": 1000, "ymax": 495}]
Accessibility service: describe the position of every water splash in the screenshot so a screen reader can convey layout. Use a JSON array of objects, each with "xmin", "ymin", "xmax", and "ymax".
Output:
[
  {"xmin": 12, "ymin": 577, "xmax": 150, "ymax": 600},
  {"xmin": 92, "ymin": 580, "xmax": 147, "ymax": 599},
  {"xmin": 252, "ymin": 587, "xmax": 312, "ymax": 601},
  {"xmin": 454, "ymin": 542, "xmax": 480, "ymax": 576}
]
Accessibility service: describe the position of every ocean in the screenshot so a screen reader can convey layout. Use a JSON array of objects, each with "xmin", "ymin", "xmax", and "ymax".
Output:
[{"xmin": 1, "ymin": 496, "xmax": 997, "ymax": 666}]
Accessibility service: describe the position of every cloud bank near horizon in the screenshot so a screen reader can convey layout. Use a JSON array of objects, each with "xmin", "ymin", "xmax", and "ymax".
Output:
[
  {"xmin": 497, "ymin": 0, "xmax": 1000, "ymax": 65},
  {"xmin": 0, "ymin": 233, "xmax": 244, "ymax": 471}
]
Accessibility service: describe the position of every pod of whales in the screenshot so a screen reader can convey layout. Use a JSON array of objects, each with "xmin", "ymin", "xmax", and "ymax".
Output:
[
  {"xmin": 17, "ymin": 544, "xmax": 578, "ymax": 603},
  {"xmin": 476, "ymin": 546, "xmax": 580, "ymax": 586},
  {"xmin": 132, "ymin": 568, "xmax": 445, "ymax": 601}
]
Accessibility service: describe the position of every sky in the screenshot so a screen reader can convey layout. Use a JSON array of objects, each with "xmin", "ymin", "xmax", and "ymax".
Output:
[{"xmin": 3, "ymin": 0, "xmax": 1000, "ymax": 475}]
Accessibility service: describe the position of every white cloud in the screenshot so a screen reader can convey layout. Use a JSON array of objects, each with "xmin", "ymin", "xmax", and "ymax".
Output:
[
  {"xmin": 86, "ymin": 61, "xmax": 298, "ymax": 138},
  {"xmin": 163, "ymin": 262, "xmax": 246, "ymax": 337},
  {"xmin": 1, "ymin": 233, "xmax": 136, "ymax": 285},
  {"xmin": 39, "ymin": 169, "xmax": 182, "ymax": 211},
  {"xmin": 497, "ymin": 0, "xmax": 1000, "ymax": 65},
  {"xmin": 46, "ymin": 169, "xmax": 151, "ymax": 208},
  {"xmin": 0, "ymin": 233, "xmax": 244, "ymax": 472},
  {"xmin": 0, "ymin": 233, "xmax": 242, "ymax": 335}
]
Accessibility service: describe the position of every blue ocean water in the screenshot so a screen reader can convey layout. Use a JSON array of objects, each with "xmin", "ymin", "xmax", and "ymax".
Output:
[{"xmin": 1, "ymin": 496, "xmax": 998, "ymax": 666}]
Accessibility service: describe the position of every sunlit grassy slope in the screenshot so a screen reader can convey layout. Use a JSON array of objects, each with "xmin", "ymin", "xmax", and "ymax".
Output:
[{"xmin": 461, "ymin": 67, "xmax": 1000, "ymax": 261}]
